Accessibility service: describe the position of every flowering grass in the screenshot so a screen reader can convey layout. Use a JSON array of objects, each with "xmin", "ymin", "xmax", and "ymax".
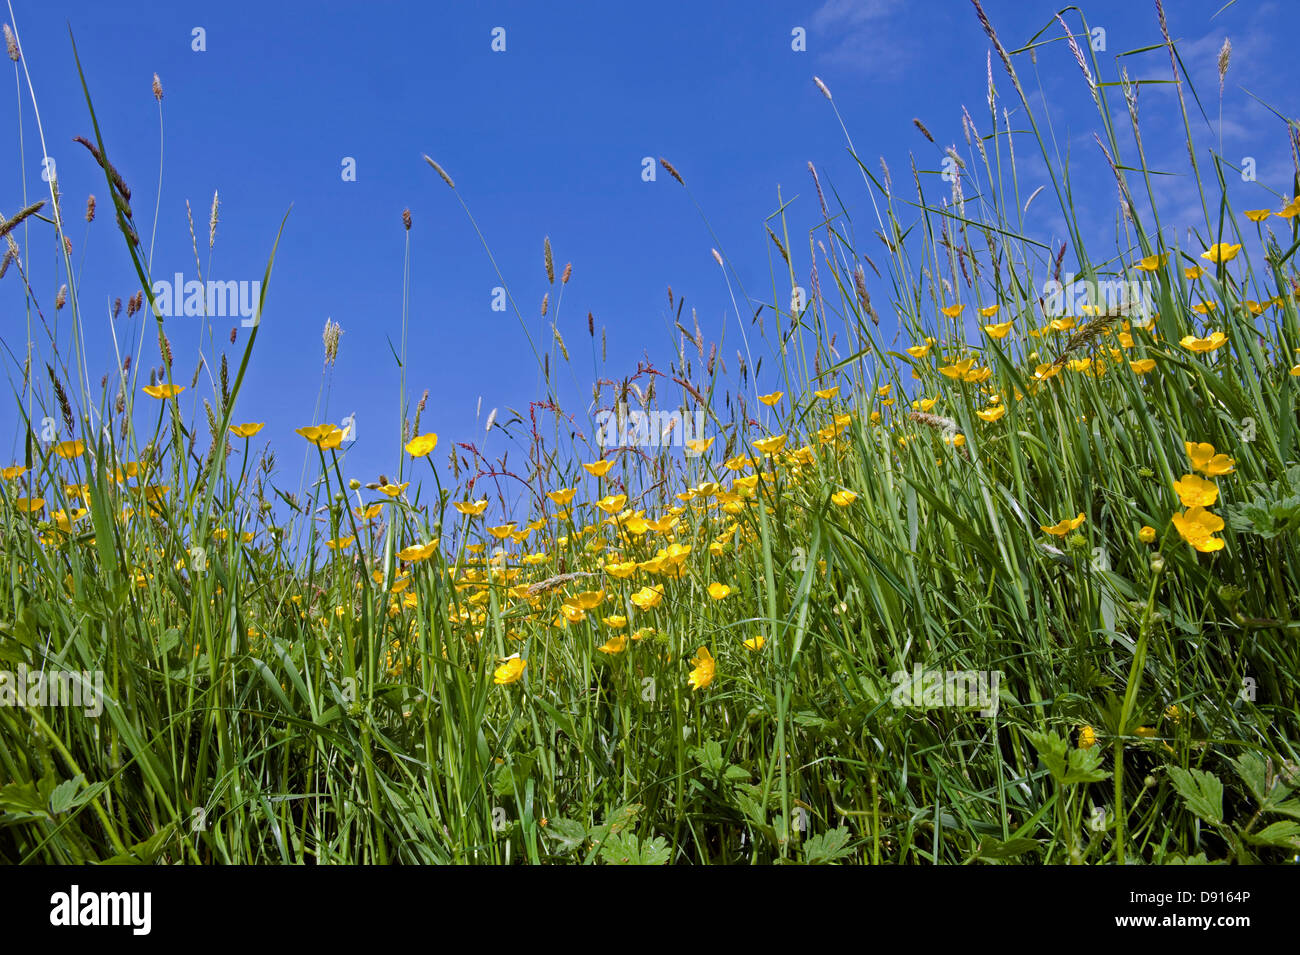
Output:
[{"xmin": 1, "ymin": 4, "xmax": 1299, "ymax": 864}]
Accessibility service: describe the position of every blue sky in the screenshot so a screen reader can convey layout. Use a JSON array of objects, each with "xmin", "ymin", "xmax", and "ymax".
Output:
[{"xmin": 2, "ymin": 0, "xmax": 1296, "ymax": 526}]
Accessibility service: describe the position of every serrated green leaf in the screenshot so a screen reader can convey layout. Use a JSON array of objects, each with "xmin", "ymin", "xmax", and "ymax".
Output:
[
  {"xmin": 598, "ymin": 830, "xmax": 670, "ymax": 865},
  {"xmin": 1244, "ymin": 820, "xmax": 1300, "ymax": 849},
  {"xmin": 48, "ymin": 776, "xmax": 85, "ymax": 815},
  {"xmin": 1063, "ymin": 745, "xmax": 1111, "ymax": 784},
  {"xmin": 1025, "ymin": 729, "xmax": 1069, "ymax": 782},
  {"xmin": 1231, "ymin": 752, "xmax": 1272, "ymax": 806},
  {"xmin": 1169, "ymin": 767, "xmax": 1224, "ymax": 825},
  {"xmin": 542, "ymin": 817, "xmax": 587, "ymax": 853},
  {"xmin": 803, "ymin": 826, "xmax": 854, "ymax": 864}
]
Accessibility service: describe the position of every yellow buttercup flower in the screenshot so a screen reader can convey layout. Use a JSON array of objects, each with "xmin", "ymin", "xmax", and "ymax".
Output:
[
  {"xmin": 758, "ymin": 391, "xmax": 784, "ymax": 406},
  {"xmin": 53, "ymin": 440, "xmax": 85, "ymax": 459},
  {"xmin": 583, "ymin": 459, "xmax": 613, "ymax": 477},
  {"xmin": 1200, "ymin": 243, "xmax": 1241, "ymax": 264},
  {"xmin": 397, "ymin": 541, "xmax": 438, "ymax": 562},
  {"xmin": 830, "ymin": 490, "xmax": 857, "ymax": 507},
  {"xmin": 142, "ymin": 383, "xmax": 184, "ymax": 399},
  {"xmin": 630, "ymin": 584, "xmax": 664, "ymax": 610},
  {"xmin": 1134, "ymin": 253, "xmax": 1168, "ymax": 272},
  {"xmin": 574, "ymin": 589, "xmax": 605, "ymax": 610},
  {"xmin": 1180, "ymin": 331, "xmax": 1227, "ymax": 353},
  {"xmin": 1244, "ymin": 209, "xmax": 1270, "ymax": 223},
  {"xmin": 664, "ymin": 542, "xmax": 691, "ymax": 565},
  {"xmin": 405, "ymin": 432, "xmax": 439, "ymax": 457},
  {"xmin": 377, "ymin": 482, "xmax": 409, "ymax": 498},
  {"xmin": 1, "ymin": 465, "xmax": 26, "ymax": 480},
  {"xmin": 983, "ymin": 320, "xmax": 1014, "ymax": 340},
  {"xmin": 1129, "ymin": 358, "xmax": 1156, "ymax": 374},
  {"xmin": 546, "ymin": 487, "xmax": 576, "ymax": 506},
  {"xmin": 493, "ymin": 655, "xmax": 527, "ymax": 685},
  {"xmin": 1138, "ymin": 525, "xmax": 1156, "ymax": 544},
  {"xmin": 685, "ymin": 437, "xmax": 714, "ymax": 454},
  {"xmin": 602, "ymin": 614, "xmax": 628, "ymax": 629},
  {"xmin": 15, "ymin": 497, "xmax": 45, "ymax": 514},
  {"xmin": 229, "ymin": 422, "xmax": 265, "ymax": 438},
  {"xmin": 453, "ymin": 499, "xmax": 489, "ymax": 516},
  {"xmin": 296, "ymin": 424, "xmax": 344, "ymax": 449},
  {"xmin": 488, "ymin": 523, "xmax": 516, "ymax": 540},
  {"xmin": 1078, "ymin": 725, "xmax": 1097, "ymax": 749},
  {"xmin": 1040, "ymin": 512, "xmax": 1086, "ymax": 536},
  {"xmin": 707, "ymin": 581, "xmax": 732, "ymax": 600},
  {"xmin": 1171, "ymin": 506, "xmax": 1226, "ymax": 552},
  {"xmin": 325, "ymin": 535, "xmax": 355, "ymax": 550},
  {"xmin": 142, "ymin": 484, "xmax": 170, "ymax": 503},
  {"xmin": 813, "ymin": 385, "xmax": 840, "ymax": 400},
  {"xmin": 1184, "ymin": 265, "xmax": 1206, "ymax": 280},
  {"xmin": 53, "ymin": 502, "xmax": 89, "ymax": 531},
  {"xmin": 1274, "ymin": 197, "xmax": 1300, "ymax": 219},
  {"xmin": 976, "ymin": 405, "xmax": 1007, "ymax": 422},
  {"xmin": 940, "ymin": 304, "xmax": 964, "ymax": 318},
  {"xmin": 1172, "ymin": 474, "xmax": 1218, "ymax": 508},
  {"xmin": 597, "ymin": 634, "xmax": 628, "ymax": 654},
  {"xmin": 558, "ymin": 603, "xmax": 587, "ymax": 624},
  {"xmin": 596, "ymin": 493, "xmax": 628, "ymax": 514},
  {"xmin": 906, "ymin": 342, "xmax": 933, "ymax": 359},
  {"xmin": 645, "ymin": 514, "xmax": 679, "ymax": 533},
  {"xmin": 604, "ymin": 560, "xmax": 638, "ymax": 579},
  {"xmin": 939, "ymin": 357, "xmax": 976, "ymax": 379},
  {"xmin": 743, "ymin": 635, "xmax": 766, "ymax": 652},
  {"xmin": 753, "ymin": 434, "xmax": 787, "ymax": 455},
  {"xmin": 1185, "ymin": 442, "xmax": 1235, "ymax": 476},
  {"xmin": 687, "ymin": 647, "xmax": 716, "ymax": 691}
]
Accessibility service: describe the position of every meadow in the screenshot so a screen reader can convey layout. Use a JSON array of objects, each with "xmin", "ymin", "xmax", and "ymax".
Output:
[{"xmin": 1, "ymin": 3, "xmax": 1298, "ymax": 864}]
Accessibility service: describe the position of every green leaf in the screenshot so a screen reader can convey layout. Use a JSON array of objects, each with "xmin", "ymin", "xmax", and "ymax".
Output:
[
  {"xmin": 803, "ymin": 826, "xmax": 854, "ymax": 864},
  {"xmin": 1025, "ymin": 730, "xmax": 1069, "ymax": 782},
  {"xmin": 1244, "ymin": 821, "xmax": 1300, "ymax": 850},
  {"xmin": 0, "ymin": 780, "xmax": 48, "ymax": 817},
  {"xmin": 583, "ymin": 803, "xmax": 643, "ymax": 864},
  {"xmin": 1231, "ymin": 752, "xmax": 1272, "ymax": 806},
  {"xmin": 1267, "ymin": 798, "xmax": 1300, "ymax": 820},
  {"xmin": 598, "ymin": 830, "xmax": 671, "ymax": 865},
  {"xmin": 690, "ymin": 740, "xmax": 725, "ymax": 775},
  {"xmin": 724, "ymin": 764, "xmax": 752, "ymax": 783},
  {"xmin": 1063, "ymin": 745, "xmax": 1111, "ymax": 784},
  {"xmin": 1169, "ymin": 767, "xmax": 1224, "ymax": 825},
  {"xmin": 542, "ymin": 817, "xmax": 587, "ymax": 854},
  {"xmin": 491, "ymin": 751, "xmax": 536, "ymax": 798},
  {"xmin": 48, "ymin": 775, "xmax": 86, "ymax": 815}
]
